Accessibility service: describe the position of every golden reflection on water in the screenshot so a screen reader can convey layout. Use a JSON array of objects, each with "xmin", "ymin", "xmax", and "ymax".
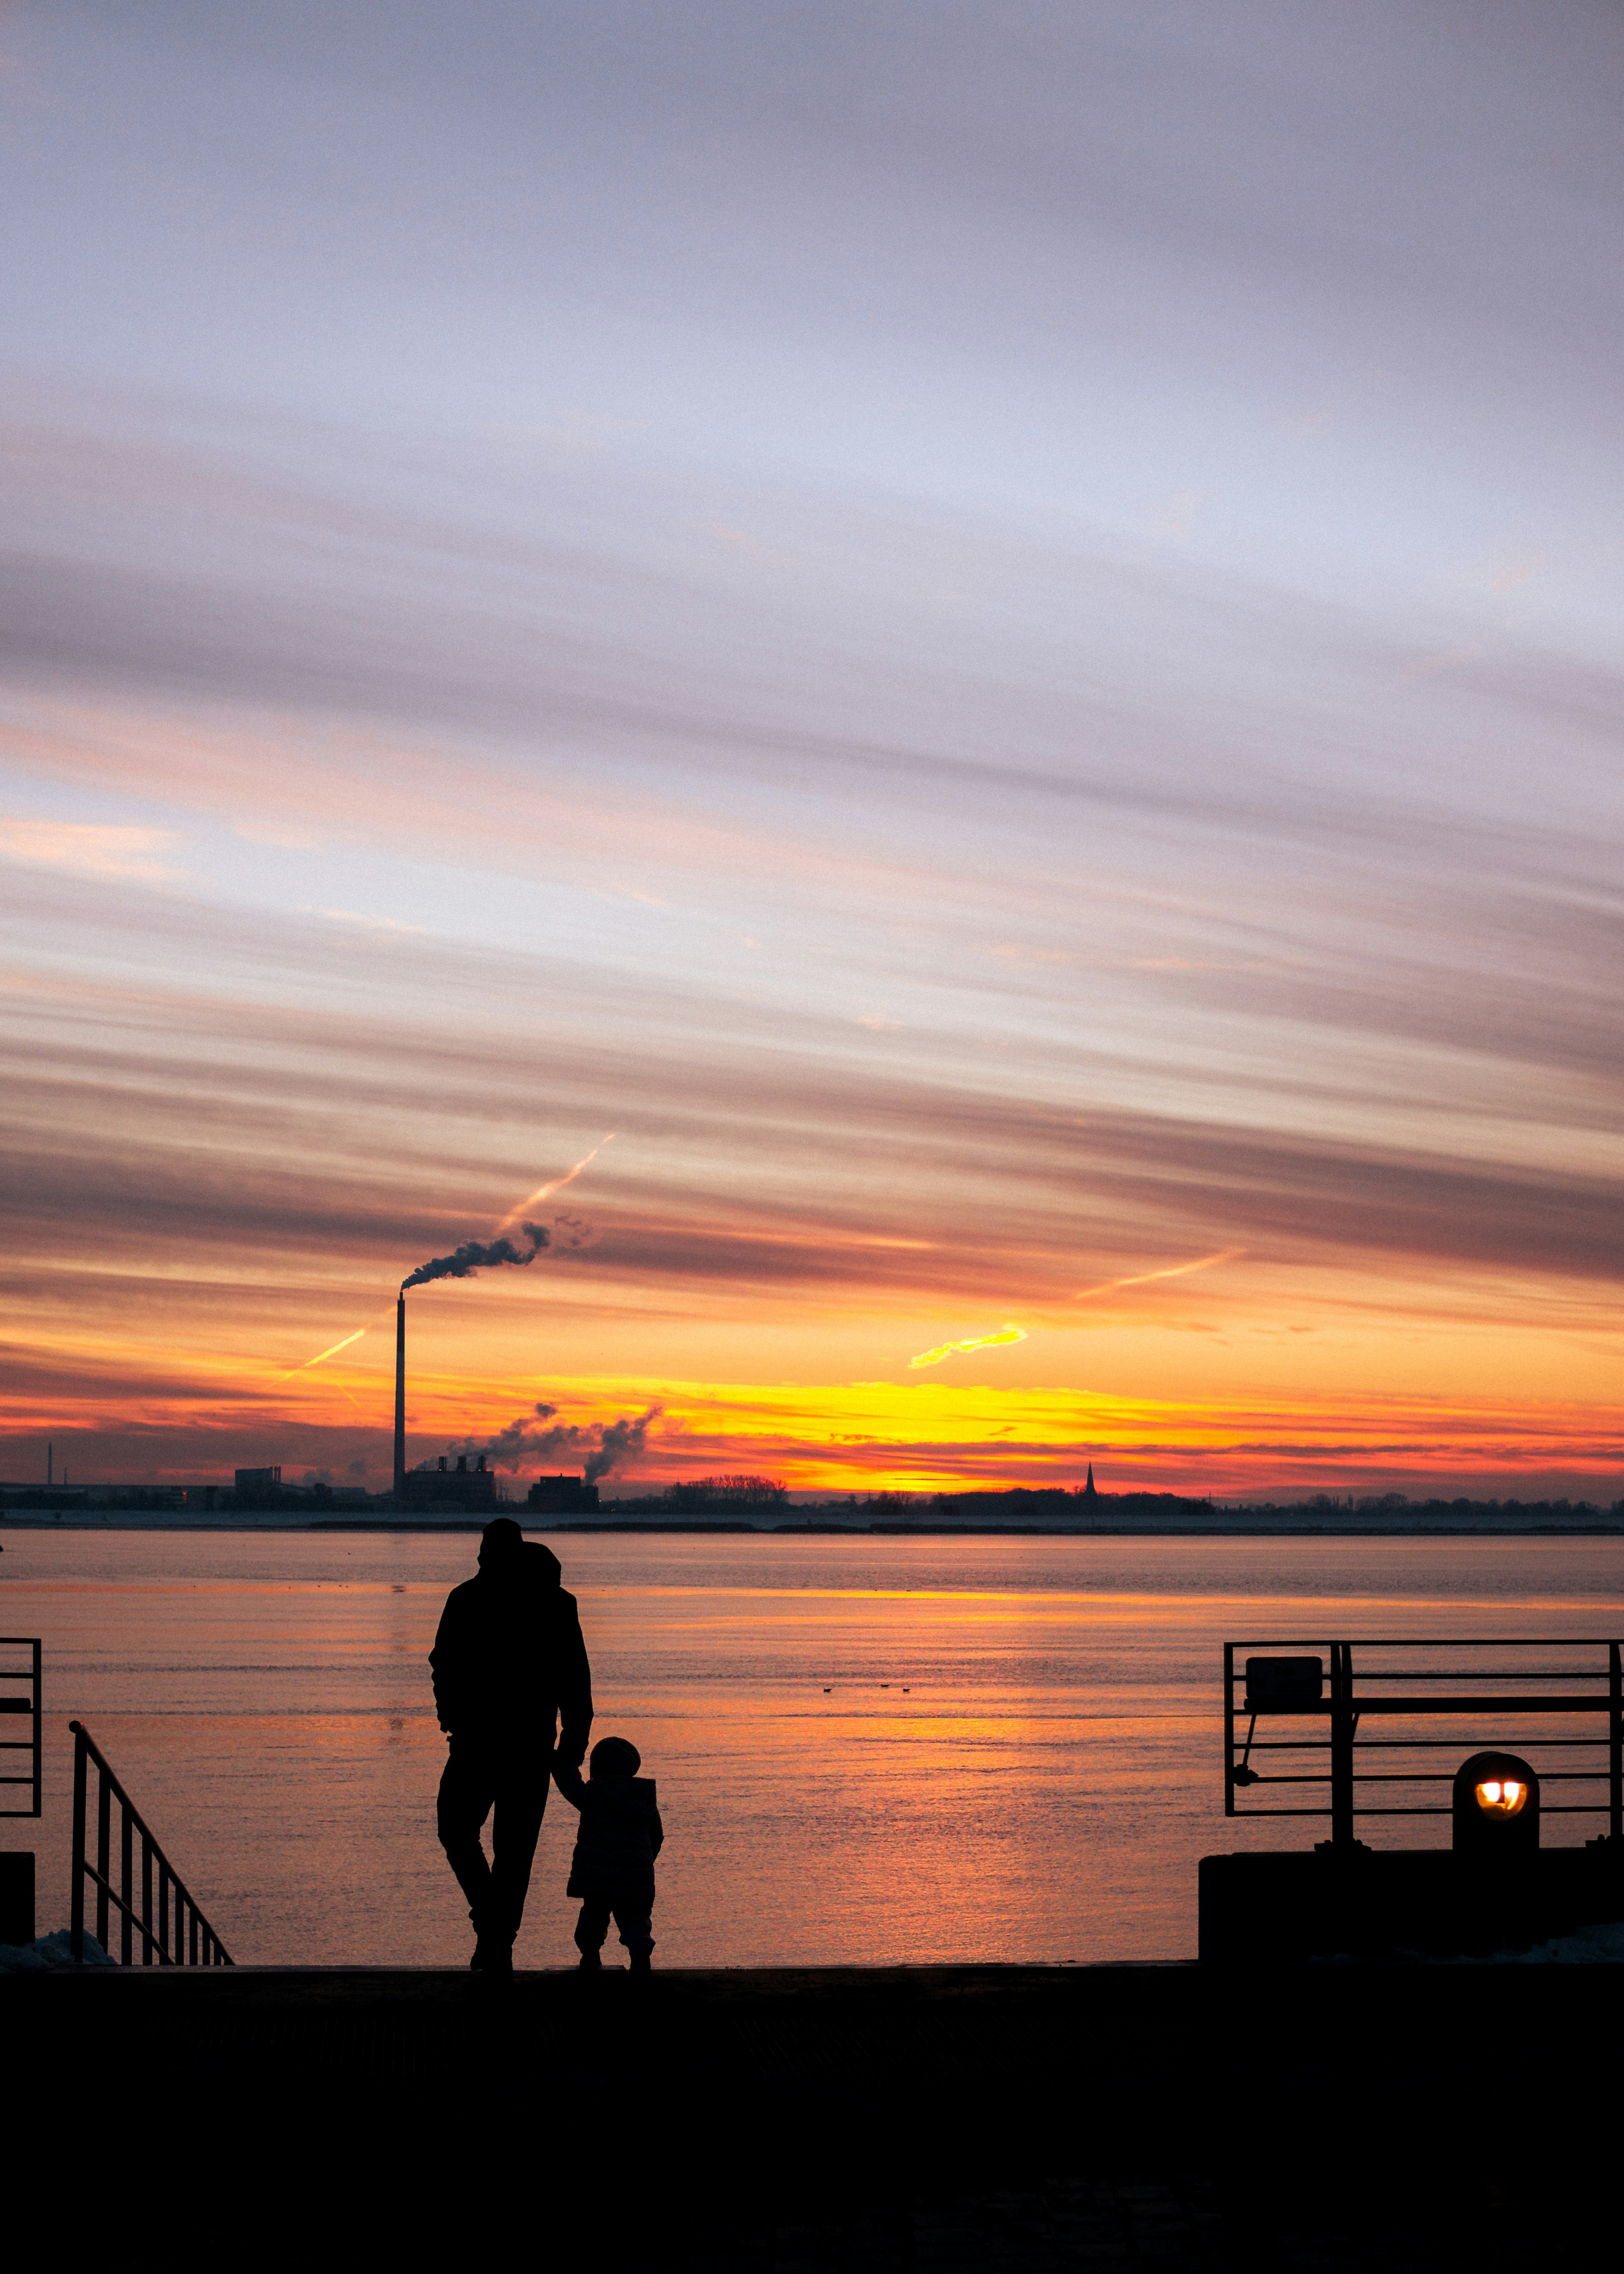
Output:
[{"xmin": 1, "ymin": 1532, "xmax": 1619, "ymax": 1966}]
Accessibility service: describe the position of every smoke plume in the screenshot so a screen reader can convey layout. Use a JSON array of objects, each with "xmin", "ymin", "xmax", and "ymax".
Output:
[
  {"xmin": 401, "ymin": 1221, "xmax": 550, "ymax": 1290},
  {"xmin": 585, "ymin": 1407, "xmax": 659, "ymax": 1484},
  {"xmin": 474, "ymin": 1402, "xmax": 562, "ymax": 1467},
  {"xmin": 456, "ymin": 1400, "xmax": 662, "ymax": 1482}
]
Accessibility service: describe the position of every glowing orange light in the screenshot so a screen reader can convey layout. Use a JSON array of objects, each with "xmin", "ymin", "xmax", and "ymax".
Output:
[{"xmin": 1475, "ymin": 1778, "xmax": 1527, "ymax": 1816}]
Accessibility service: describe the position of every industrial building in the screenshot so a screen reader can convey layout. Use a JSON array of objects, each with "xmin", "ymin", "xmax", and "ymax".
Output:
[
  {"xmin": 527, "ymin": 1474, "xmax": 600, "ymax": 1514},
  {"xmin": 0, "ymin": 1474, "xmax": 366, "ymax": 1516},
  {"xmin": 399, "ymin": 1455, "xmax": 497, "ymax": 1510}
]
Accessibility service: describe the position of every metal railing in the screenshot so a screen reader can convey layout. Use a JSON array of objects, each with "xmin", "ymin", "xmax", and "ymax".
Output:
[
  {"xmin": 0, "ymin": 1637, "xmax": 42, "ymax": 1816},
  {"xmin": 69, "ymin": 1721, "xmax": 232, "ymax": 1965},
  {"xmin": 1225, "ymin": 1638, "xmax": 1624, "ymax": 1847}
]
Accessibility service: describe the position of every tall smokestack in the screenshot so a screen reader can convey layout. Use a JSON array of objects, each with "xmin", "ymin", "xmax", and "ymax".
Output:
[{"xmin": 394, "ymin": 1294, "xmax": 406, "ymax": 1499}]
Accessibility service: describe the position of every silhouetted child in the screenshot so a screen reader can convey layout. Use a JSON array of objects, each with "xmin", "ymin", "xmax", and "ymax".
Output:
[{"xmin": 552, "ymin": 1735, "xmax": 663, "ymax": 1972}]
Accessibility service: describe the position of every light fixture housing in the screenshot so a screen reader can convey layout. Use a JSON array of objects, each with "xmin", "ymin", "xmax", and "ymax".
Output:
[{"xmin": 1452, "ymin": 1749, "xmax": 1540, "ymax": 1853}]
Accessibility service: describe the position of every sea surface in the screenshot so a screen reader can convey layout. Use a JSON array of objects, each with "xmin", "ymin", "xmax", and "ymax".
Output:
[{"xmin": 2, "ymin": 1530, "xmax": 1620, "ymax": 1968}]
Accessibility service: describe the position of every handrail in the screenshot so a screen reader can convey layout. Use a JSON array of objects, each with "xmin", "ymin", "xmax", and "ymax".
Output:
[
  {"xmin": 69, "ymin": 1721, "xmax": 232, "ymax": 1965},
  {"xmin": 0, "ymin": 1637, "xmax": 42, "ymax": 1818},
  {"xmin": 1224, "ymin": 1638, "xmax": 1624, "ymax": 1844}
]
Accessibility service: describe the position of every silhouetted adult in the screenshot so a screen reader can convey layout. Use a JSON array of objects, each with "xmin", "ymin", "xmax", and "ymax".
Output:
[{"xmin": 430, "ymin": 1517, "xmax": 593, "ymax": 1973}]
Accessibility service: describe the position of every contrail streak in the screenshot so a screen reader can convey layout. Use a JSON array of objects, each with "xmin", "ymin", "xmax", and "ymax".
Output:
[
  {"xmin": 1073, "ymin": 1248, "xmax": 1242, "ymax": 1301},
  {"xmin": 280, "ymin": 1326, "xmax": 368, "ymax": 1378},
  {"xmin": 281, "ymin": 1139, "xmax": 618, "ymax": 1374},
  {"xmin": 910, "ymin": 1325, "xmax": 1027, "ymax": 1369},
  {"xmin": 493, "ymin": 1134, "xmax": 615, "ymax": 1235}
]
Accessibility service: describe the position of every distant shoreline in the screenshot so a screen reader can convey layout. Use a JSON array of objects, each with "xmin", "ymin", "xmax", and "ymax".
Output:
[{"xmin": 4, "ymin": 1516, "xmax": 1622, "ymax": 1539}]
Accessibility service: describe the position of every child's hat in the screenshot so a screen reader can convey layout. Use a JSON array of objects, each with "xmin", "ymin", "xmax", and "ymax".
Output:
[{"xmin": 590, "ymin": 1736, "xmax": 641, "ymax": 1776}]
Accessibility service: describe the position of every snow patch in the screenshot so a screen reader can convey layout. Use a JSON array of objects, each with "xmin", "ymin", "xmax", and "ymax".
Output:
[
  {"xmin": 1318, "ymin": 1917, "xmax": 1624, "ymax": 1965},
  {"xmin": 0, "ymin": 1928, "xmax": 116, "ymax": 1973},
  {"xmin": 1467, "ymin": 1918, "xmax": 1624, "ymax": 1964}
]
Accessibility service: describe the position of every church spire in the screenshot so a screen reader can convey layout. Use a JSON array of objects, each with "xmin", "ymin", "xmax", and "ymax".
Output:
[{"xmin": 1083, "ymin": 1462, "xmax": 1097, "ymax": 1499}]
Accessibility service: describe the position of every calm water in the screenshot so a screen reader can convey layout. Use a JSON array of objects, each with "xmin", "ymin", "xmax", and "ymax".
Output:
[{"xmin": 2, "ymin": 1531, "xmax": 1620, "ymax": 1967}]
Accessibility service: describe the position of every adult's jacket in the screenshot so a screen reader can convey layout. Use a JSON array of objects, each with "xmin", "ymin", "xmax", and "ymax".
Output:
[{"xmin": 429, "ymin": 1540, "xmax": 593, "ymax": 1761}]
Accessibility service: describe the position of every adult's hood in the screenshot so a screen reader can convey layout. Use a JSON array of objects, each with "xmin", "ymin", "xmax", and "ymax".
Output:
[
  {"xmin": 475, "ymin": 1516, "xmax": 561, "ymax": 1588},
  {"xmin": 524, "ymin": 1541, "xmax": 562, "ymax": 1587}
]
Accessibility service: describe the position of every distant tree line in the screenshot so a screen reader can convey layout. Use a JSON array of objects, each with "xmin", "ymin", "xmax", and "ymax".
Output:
[
  {"xmin": 1239, "ymin": 1493, "xmax": 1624, "ymax": 1519},
  {"xmin": 599, "ymin": 1480, "xmax": 1215, "ymax": 1517},
  {"xmin": 589, "ymin": 1479, "xmax": 1623, "ymax": 1524},
  {"xmin": 609, "ymin": 1473, "xmax": 791, "ymax": 1513}
]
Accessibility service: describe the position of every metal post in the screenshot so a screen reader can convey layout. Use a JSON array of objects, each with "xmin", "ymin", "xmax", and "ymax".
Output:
[
  {"xmin": 96, "ymin": 1762, "xmax": 111, "ymax": 1952},
  {"xmin": 30, "ymin": 1639, "xmax": 42, "ymax": 1818},
  {"xmin": 1610, "ymin": 1641, "xmax": 1621, "ymax": 1841},
  {"xmin": 157, "ymin": 1857, "xmax": 170, "ymax": 1963},
  {"xmin": 120, "ymin": 1800, "xmax": 134, "ymax": 1964},
  {"xmin": 142, "ymin": 1832, "xmax": 153, "ymax": 1965},
  {"xmin": 1330, "ymin": 1641, "xmax": 1355, "ymax": 1848},
  {"xmin": 70, "ymin": 1721, "xmax": 87, "ymax": 1963},
  {"xmin": 1223, "ymin": 1642, "xmax": 1235, "ymax": 1816}
]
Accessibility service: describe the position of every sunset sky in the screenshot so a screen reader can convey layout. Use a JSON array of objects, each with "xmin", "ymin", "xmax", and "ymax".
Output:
[{"xmin": 3, "ymin": 2, "xmax": 1621, "ymax": 1498}]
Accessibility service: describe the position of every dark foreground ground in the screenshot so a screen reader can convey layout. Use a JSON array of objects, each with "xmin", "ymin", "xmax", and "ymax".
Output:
[{"xmin": 11, "ymin": 1962, "xmax": 1612, "ymax": 2268}]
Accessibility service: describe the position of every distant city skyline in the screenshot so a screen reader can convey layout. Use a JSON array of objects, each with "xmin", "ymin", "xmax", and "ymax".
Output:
[{"xmin": 2, "ymin": 4, "xmax": 1621, "ymax": 1499}]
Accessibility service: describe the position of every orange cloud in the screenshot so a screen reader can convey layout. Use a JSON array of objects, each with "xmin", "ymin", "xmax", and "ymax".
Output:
[
  {"xmin": 909, "ymin": 1326, "xmax": 1027, "ymax": 1368},
  {"xmin": 0, "ymin": 817, "xmax": 183, "ymax": 881}
]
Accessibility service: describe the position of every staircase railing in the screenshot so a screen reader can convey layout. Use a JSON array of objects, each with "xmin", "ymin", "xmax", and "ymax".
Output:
[
  {"xmin": 69, "ymin": 1721, "xmax": 233, "ymax": 1965},
  {"xmin": 0, "ymin": 1637, "xmax": 42, "ymax": 1816}
]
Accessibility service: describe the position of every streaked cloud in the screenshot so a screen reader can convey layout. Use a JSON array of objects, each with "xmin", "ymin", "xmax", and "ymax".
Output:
[
  {"xmin": 0, "ymin": 3, "xmax": 1620, "ymax": 1492},
  {"xmin": 0, "ymin": 817, "xmax": 183, "ymax": 881},
  {"xmin": 909, "ymin": 1326, "xmax": 1028, "ymax": 1370}
]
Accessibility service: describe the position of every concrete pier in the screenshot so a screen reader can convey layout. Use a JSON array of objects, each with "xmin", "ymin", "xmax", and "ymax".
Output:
[{"xmin": 11, "ymin": 1961, "xmax": 1618, "ymax": 2266}]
